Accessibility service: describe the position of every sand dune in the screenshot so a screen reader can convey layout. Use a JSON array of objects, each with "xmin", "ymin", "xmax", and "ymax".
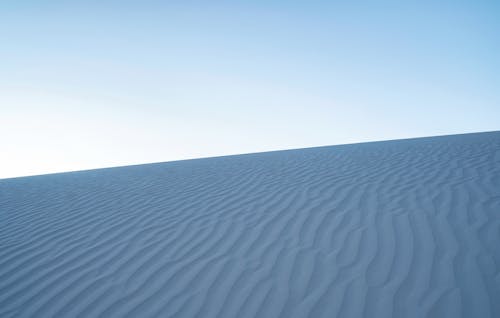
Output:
[{"xmin": 1, "ymin": 131, "xmax": 499, "ymax": 317}]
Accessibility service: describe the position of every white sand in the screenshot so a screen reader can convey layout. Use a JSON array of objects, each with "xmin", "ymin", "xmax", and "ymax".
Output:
[{"xmin": 1, "ymin": 131, "xmax": 499, "ymax": 317}]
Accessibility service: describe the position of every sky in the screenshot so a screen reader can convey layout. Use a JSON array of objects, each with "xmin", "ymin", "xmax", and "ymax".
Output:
[{"xmin": 1, "ymin": 0, "xmax": 499, "ymax": 179}]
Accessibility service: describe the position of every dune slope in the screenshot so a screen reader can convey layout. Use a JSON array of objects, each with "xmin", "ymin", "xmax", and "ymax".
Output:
[{"xmin": 1, "ymin": 131, "xmax": 500, "ymax": 318}]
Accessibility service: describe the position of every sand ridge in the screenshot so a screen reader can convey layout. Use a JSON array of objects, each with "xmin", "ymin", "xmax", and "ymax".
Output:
[{"xmin": 1, "ymin": 131, "xmax": 499, "ymax": 317}]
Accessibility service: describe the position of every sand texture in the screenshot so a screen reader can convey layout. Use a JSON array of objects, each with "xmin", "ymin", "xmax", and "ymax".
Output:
[{"xmin": 1, "ymin": 131, "xmax": 499, "ymax": 317}]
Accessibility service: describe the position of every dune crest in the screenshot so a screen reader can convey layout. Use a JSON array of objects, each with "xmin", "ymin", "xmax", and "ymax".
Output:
[{"xmin": 1, "ymin": 132, "xmax": 499, "ymax": 317}]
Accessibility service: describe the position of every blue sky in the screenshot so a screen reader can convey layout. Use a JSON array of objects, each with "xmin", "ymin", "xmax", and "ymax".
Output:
[{"xmin": 1, "ymin": 1, "xmax": 499, "ymax": 178}]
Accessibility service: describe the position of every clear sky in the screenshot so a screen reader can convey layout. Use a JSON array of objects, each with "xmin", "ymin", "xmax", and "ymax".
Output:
[{"xmin": 1, "ymin": 0, "xmax": 499, "ymax": 179}]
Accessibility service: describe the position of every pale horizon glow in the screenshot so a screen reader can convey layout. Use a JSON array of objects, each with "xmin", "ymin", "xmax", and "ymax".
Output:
[{"xmin": 1, "ymin": 1, "xmax": 499, "ymax": 179}]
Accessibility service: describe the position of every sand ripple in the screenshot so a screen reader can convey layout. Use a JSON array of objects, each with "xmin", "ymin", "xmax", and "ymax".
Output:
[{"xmin": 1, "ymin": 132, "xmax": 499, "ymax": 317}]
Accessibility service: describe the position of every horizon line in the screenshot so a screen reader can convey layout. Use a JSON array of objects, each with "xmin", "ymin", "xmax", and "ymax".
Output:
[{"xmin": 2, "ymin": 129, "xmax": 498, "ymax": 181}]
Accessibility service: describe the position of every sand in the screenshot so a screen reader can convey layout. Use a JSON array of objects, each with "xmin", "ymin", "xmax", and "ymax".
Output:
[{"xmin": 1, "ymin": 131, "xmax": 499, "ymax": 317}]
